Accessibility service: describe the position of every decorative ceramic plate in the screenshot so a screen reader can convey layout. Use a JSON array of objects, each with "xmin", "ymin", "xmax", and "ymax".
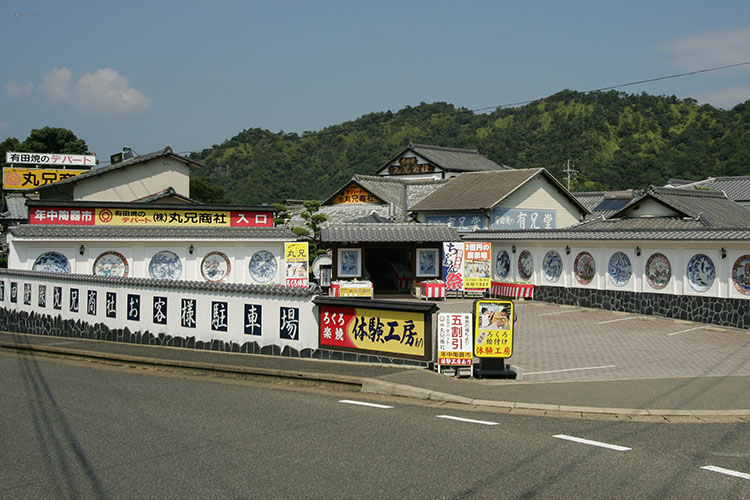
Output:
[
  {"xmin": 645, "ymin": 252, "xmax": 671, "ymax": 290},
  {"xmin": 149, "ymin": 250, "xmax": 182, "ymax": 280},
  {"xmin": 686, "ymin": 254, "xmax": 715, "ymax": 292},
  {"xmin": 542, "ymin": 250, "xmax": 562, "ymax": 283},
  {"xmin": 608, "ymin": 252, "xmax": 631, "ymax": 287},
  {"xmin": 201, "ymin": 251, "xmax": 230, "ymax": 282},
  {"xmin": 33, "ymin": 252, "xmax": 71, "ymax": 274},
  {"xmin": 93, "ymin": 251, "xmax": 129, "ymax": 277},
  {"xmin": 250, "ymin": 250, "xmax": 277, "ymax": 283},
  {"xmin": 495, "ymin": 250, "xmax": 510, "ymax": 280},
  {"xmin": 574, "ymin": 252, "xmax": 595, "ymax": 285},
  {"xmin": 732, "ymin": 254, "xmax": 750, "ymax": 295},
  {"xmin": 518, "ymin": 250, "xmax": 533, "ymax": 281}
]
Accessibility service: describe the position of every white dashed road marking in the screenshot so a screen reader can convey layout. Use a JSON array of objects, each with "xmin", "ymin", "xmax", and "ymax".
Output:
[
  {"xmin": 553, "ymin": 434, "xmax": 631, "ymax": 451},
  {"xmin": 437, "ymin": 415, "xmax": 499, "ymax": 426},
  {"xmin": 524, "ymin": 365, "xmax": 616, "ymax": 376},
  {"xmin": 701, "ymin": 466, "xmax": 750, "ymax": 480},
  {"xmin": 339, "ymin": 400, "xmax": 393, "ymax": 409}
]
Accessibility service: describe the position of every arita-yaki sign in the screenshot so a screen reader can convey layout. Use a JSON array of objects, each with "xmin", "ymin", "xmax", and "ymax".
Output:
[
  {"xmin": 6, "ymin": 151, "xmax": 96, "ymax": 167},
  {"xmin": 473, "ymin": 299, "xmax": 514, "ymax": 358}
]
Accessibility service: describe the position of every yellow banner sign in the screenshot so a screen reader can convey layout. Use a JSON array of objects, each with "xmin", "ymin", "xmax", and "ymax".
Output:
[
  {"xmin": 3, "ymin": 167, "xmax": 88, "ymax": 190},
  {"xmin": 285, "ymin": 242, "xmax": 309, "ymax": 262},
  {"xmin": 474, "ymin": 299, "xmax": 514, "ymax": 358},
  {"xmin": 332, "ymin": 185, "xmax": 381, "ymax": 204}
]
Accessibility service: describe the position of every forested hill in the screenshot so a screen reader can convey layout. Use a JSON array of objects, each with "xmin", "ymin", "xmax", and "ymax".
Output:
[{"xmin": 188, "ymin": 90, "xmax": 750, "ymax": 205}]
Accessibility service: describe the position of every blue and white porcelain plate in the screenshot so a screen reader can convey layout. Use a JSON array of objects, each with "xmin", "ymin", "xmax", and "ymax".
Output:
[
  {"xmin": 495, "ymin": 250, "xmax": 510, "ymax": 280},
  {"xmin": 608, "ymin": 252, "xmax": 631, "ymax": 287},
  {"xmin": 542, "ymin": 250, "xmax": 562, "ymax": 283},
  {"xmin": 149, "ymin": 250, "xmax": 182, "ymax": 280},
  {"xmin": 518, "ymin": 250, "xmax": 533, "ymax": 281},
  {"xmin": 250, "ymin": 250, "xmax": 277, "ymax": 283},
  {"xmin": 687, "ymin": 254, "xmax": 715, "ymax": 292},
  {"xmin": 33, "ymin": 252, "xmax": 71, "ymax": 274}
]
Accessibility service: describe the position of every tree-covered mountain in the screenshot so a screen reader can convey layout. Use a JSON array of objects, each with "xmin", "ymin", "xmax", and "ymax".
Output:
[{"xmin": 189, "ymin": 90, "xmax": 750, "ymax": 204}]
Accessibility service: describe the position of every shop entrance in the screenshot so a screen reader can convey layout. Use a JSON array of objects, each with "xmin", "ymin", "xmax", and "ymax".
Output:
[{"xmin": 364, "ymin": 247, "xmax": 412, "ymax": 293}]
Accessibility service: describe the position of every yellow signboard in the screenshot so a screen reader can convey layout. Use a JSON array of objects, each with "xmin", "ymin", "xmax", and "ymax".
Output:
[
  {"xmin": 319, "ymin": 304, "xmax": 427, "ymax": 358},
  {"xmin": 285, "ymin": 242, "xmax": 309, "ymax": 262},
  {"xmin": 474, "ymin": 299, "xmax": 514, "ymax": 358},
  {"xmin": 3, "ymin": 167, "xmax": 88, "ymax": 190},
  {"xmin": 331, "ymin": 185, "xmax": 381, "ymax": 204}
]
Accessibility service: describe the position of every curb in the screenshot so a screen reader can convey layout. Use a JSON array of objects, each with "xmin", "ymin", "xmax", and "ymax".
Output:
[{"xmin": 2, "ymin": 340, "xmax": 749, "ymax": 423}]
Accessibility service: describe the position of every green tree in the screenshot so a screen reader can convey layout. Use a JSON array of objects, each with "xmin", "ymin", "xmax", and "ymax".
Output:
[
  {"xmin": 189, "ymin": 177, "xmax": 230, "ymax": 204},
  {"xmin": 291, "ymin": 201, "xmax": 328, "ymax": 262}
]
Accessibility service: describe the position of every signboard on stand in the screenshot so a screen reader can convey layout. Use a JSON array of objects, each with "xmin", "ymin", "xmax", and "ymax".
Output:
[
  {"xmin": 437, "ymin": 313, "xmax": 473, "ymax": 374},
  {"xmin": 473, "ymin": 299, "xmax": 514, "ymax": 358},
  {"xmin": 464, "ymin": 242, "xmax": 491, "ymax": 290}
]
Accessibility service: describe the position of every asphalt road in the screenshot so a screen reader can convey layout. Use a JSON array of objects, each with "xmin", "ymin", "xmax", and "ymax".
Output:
[{"xmin": 2, "ymin": 351, "xmax": 748, "ymax": 499}]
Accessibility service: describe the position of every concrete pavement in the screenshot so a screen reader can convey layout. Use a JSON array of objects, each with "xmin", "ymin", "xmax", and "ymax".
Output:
[{"xmin": 2, "ymin": 298, "xmax": 749, "ymax": 422}]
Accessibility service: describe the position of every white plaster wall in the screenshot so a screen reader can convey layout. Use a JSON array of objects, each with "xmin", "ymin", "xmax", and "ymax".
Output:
[
  {"xmin": 73, "ymin": 158, "xmax": 191, "ymax": 201},
  {"xmin": 501, "ymin": 176, "xmax": 584, "ymax": 228}
]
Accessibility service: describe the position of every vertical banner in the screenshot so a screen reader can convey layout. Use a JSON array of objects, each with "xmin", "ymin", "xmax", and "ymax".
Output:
[
  {"xmin": 285, "ymin": 242, "xmax": 309, "ymax": 288},
  {"xmin": 442, "ymin": 242, "xmax": 464, "ymax": 293},
  {"xmin": 437, "ymin": 313, "xmax": 473, "ymax": 368},
  {"xmin": 473, "ymin": 299, "xmax": 514, "ymax": 358},
  {"xmin": 464, "ymin": 242, "xmax": 491, "ymax": 289}
]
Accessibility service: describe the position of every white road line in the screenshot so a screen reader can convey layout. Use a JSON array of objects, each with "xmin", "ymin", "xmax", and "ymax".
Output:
[
  {"xmin": 538, "ymin": 309, "xmax": 580, "ymax": 317},
  {"xmin": 339, "ymin": 400, "xmax": 393, "ymax": 409},
  {"xmin": 553, "ymin": 434, "xmax": 631, "ymax": 451},
  {"xmin": 667, "ymin": 326, "xmax": 706, "ymax": 336},
  {"xmin": 701, "ymin": 465, "xmax": 750, "ymax": 480},
  {"xmin": 524, "ymin": 365, "xmax": 616, "ymax": 376},
  {"xmin": 437, "ymin": 415, "xmax": 499, "ymax": 426},
  {"xmin": 597, "ymin": 316, "xmax": 639, "ymax": 325}
]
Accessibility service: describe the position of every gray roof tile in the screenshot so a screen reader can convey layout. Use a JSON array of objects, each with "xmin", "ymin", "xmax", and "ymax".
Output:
[
  {"xmin": 676, "ymin": 176, "xmax": 750, "ymax": 202},
  {"xmin": 321, "ymin": 223, "xmax": 460, "ymax": 243},
  {"xmin": 377, "ymin": 143, "xmax": 513, "ymax": 174},
  {"xmin": 10, "ymin": 225, "xmax": 296, "ymax": 240}
]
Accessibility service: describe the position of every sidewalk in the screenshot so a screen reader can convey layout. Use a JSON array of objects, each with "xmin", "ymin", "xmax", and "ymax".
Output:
[{"xmin": 2, "ymin": 303, "xmax": 750, "ymax": 423}]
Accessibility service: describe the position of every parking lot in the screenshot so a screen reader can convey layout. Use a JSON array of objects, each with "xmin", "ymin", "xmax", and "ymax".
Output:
[{"xmin": 434, "ymin": 298, "xmax": 750, "ymax": 383}]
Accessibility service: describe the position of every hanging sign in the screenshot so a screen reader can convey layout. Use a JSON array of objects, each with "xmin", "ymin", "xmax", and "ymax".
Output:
[
  {"xmin": 464, "ymin": 242, "xmax": 491, "ymax": 289},
  {"xmin": 437, "ymin": 313, "xmax": 473, "ymax": 366},
  {"xmin": 442, "ymin": 242, "xmax": 464, "ymax": 292},
  {"xmin": 285, "ymin": 242, "xmax": 309, "ymax": 288},
  {"xmin": 473, "ymin": 299, "xmax": 514, "ymax": 358}
]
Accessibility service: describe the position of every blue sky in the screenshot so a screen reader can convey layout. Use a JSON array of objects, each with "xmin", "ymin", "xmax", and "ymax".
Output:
[{"xmin": 3, "ymin": 0, "xmax": 750, "ymax": 163}]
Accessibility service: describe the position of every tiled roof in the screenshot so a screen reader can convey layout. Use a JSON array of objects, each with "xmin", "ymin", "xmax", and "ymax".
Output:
[
  {"xmin": 132, "ymin": 187, "xmax": 200, "ymax": 204},
  {"xmin": 29, "ymin": 147, "xmax": 204, "ymax": 193},
  {"xmin": 376, "ymin": 143, "xmax": 512, "ymax": 175},
  {"xmin": 1, "ymin": 195, "xmax": 29, "ymax": 220},
  {"xmin": 676, "ymin": 176, "xmax": 750, "ymax": 202},
  {"xmin": 10, "ymin": 225, "xmax": 296, "ymax": 240},
  {"xmin": 0, "ymin": 268, "xmax": 319, "ymax": 296},
  {"xmin": 613, "ymin": 187, "xmax": 750, "ymax": 228},
  {"xmin": 321, "ymin": 223, "xmax": 460, "ymax": 243},
  {"xmin": 408, "ymin": 144, "xmax": 513, "ymax": 172},
  {"xmin": 463, "ymin": 226, "xmax": 750, "ymax": 241}
]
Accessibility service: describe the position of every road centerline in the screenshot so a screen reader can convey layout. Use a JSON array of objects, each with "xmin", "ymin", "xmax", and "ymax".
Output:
[
  {"xmin": 701, "ymin": 465, "xmax": 750, "ymax": 480},
  {"xmin": 553, "ymin": 434, "xmax": 631, "ymax": 451},
  {"xmin": 524, "ymin": 365, "xmax": 616, "ymax": 376}
]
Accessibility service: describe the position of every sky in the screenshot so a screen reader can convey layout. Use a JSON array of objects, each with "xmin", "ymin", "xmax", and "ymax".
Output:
[{"xmin": 3, "ymin": 0, "xmax": 750, "ymax": 164}]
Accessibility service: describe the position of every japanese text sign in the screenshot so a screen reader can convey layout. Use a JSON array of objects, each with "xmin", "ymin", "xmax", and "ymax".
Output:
[
  {"xmin": 442, "ymin": 242, "xmax": 464, "ymax": 292},
  {"xmin": 319, "ymin": 304, "xmax": 429, "ymax": 360},
  {"xmin": 285, "ymin": 242, "xmax": 309, "ymax": 288},
  {"xmin": 28, "ymin": 207, "xmax": 274, "ymax": 227},
  {"xmin": 491, "ymin": 208, "xmax": 556, "ymax": 230},
  {"xmin": 332, "ymin": 185, "xmax": 381, "ymax": 204},
  {"xmin": 437, "ymin": 313, "xmax": 473, "ymax": 366},
  {"xmin": 3, "ymin": 168, "xmax": 88, "ymax": 190},
  {"xmin": 473, "ymin": 299, "xmax": 514, "ymax": 358},
  {"xmin": 6, "ymin": 151, "xmax": 96, "ymax": 167},
  {"xmin": 464, "ymin": 242, "xmax": 491, "ymax": 289}
]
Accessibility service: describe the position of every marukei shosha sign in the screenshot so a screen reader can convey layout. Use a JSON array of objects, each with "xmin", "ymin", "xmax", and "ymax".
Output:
[
  {"xmin": 28, "ymin": 207, "xmax": 274, "ymax": 227},
  {"xmin": 315, "ymin": 298, "xmax": 436, "ymax": 361},
  {"xmin": 3, "ymin": 168, "xmax": 88, "ymax": 190}
]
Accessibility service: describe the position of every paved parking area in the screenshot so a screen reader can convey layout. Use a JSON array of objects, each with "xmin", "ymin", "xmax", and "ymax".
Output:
[{"xmin": 432, "ymin": 298, "xmax": 750, "ymax": 383}]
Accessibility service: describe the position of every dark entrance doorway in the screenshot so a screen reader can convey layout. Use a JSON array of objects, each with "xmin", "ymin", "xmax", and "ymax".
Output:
[{"xmin": 364, "ymin": 247, "xmax": 412, "ymax": 293}]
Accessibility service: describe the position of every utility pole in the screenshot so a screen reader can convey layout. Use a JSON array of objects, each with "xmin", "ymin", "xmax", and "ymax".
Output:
[{"xmin": 563, "ymin": 159, "xmax": 579, "ymax": 191}]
